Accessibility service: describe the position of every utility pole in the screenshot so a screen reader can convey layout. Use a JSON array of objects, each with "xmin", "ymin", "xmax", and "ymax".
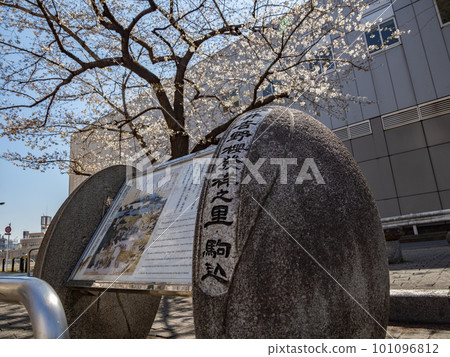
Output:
[{"xmin": 5, "ymin": 224, "xmax": 11, "ymax": 272}]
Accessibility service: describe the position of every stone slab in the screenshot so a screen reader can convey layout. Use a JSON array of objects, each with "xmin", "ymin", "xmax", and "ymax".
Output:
[
  {"xmin": 387, "ymin": 240, "xmax": 403, "ymax": 264},
  {"xmin": 390, "ymin": 289, "xmax": 450, "ymax": 324},
  {"xmin": 193, "ymin": 107, "xmax": 390, "ymax": 338},
  {"xmin": 34, "ymin": 165, "xmax": 161, "ymax": 338}
]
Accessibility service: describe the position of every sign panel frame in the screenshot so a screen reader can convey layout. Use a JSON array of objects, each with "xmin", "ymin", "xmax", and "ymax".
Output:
[{"xmin": 67, "ymin": 147, "xmax": 216, "ymax": 295}]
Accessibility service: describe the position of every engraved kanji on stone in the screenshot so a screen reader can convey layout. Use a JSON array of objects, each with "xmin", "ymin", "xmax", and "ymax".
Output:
[
  {"xmin": 222, "ymin": 156, "xmax": 242, "ymax": 170},
  {"xmin": 204, "ymin": 205, "xmax": 233, "ymax": 227},
  {"xmin": 227, "ymin": 130, "xmax": 252, "ymax": 142},
  {"xmin": 235, "ymin": 119, "xmax": 257, "ymax": 130},
  {"xmin": 211, "ymin": 173, "xmax": 230, "ymax": 188},
  {"xmin": 220, "ymin": 158, "xmax": 238, "ymax": 185},
  {"xmin": 201, "ymin": 262, "xmax": 228, "ymax": 284},
  {"xmin": 202, "ymin": 239, "xmax": 232, "ymax": 258},
  {"xmin": 215, "ymin": 239, "xmax": 231, "ymax": 257},
  {"xmin": 221, "ymin": 143, "xmax": 246, "ymax": 155},
  {"xmin": 211, "ymin": 189, "xmax": 232, "ymax": 203}
]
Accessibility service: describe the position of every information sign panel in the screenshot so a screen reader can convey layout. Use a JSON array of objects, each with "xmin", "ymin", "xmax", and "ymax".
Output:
[{"xmin": 68, "ymin": 147, "xmax": 215, "ymax": 294}]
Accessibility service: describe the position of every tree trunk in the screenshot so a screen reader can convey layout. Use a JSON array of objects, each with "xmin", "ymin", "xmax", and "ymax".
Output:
[{"xmin": 170, "ymin": 133, "xmax": 189, "ymax": 159}]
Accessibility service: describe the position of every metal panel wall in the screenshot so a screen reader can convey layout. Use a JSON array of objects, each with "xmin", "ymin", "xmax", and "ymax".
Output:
[
  {"xmin": 351, "ymin": 117, "xmax": 388, "ymax": 161},
  {"xmin": 370, "ymin": 54, "xmax": 398, "ymax": 115},
  {"xmin": 429, "ymin": 143, "xmax": 450, "ymax": 191},
  {"xmin": 443, "ymin": 25, "xmax": 450, "ymax": 57},
  {"xmin": 353, "ymin": 67, "xmax": 380, "ymax": 120},
  {"xmin": 359, "ymin": 157, "xmax": 398, "ymax": 200},
  {"xmin": 315, "ymin": 1, "xmax": 450, "ymax": 218},
  {"xmin": 389, "ymin": 148, "xmax": 438, "ymax": 197},
  {"xmin": 385, "ymin": 46, "xmax": 417, "ymax": 109},
  {"xmin": 398, "ymin": 192, "xmax": 442, "ymax": 214},
  {"xmin": 414, "ymin": 0, "xmax": 450, "ymax": 98},
  {"xmin": 393, "ymin": 0, "xmax": 412, "ymax": 12},
  {"xmin": 422, "ymin": 113, "xmax": 450, "ymax": 146},
  {"xmin": 395, "ymin": 3, "xmax": 437, "ymax": 104},
  {"xmin": 384, "ymin": 121, "xmax": 427, "ymax": 154},
  {"xmin": 440, "ymin": 190, "xmax": 450, "ymax": 209},
  {"xmin": 376, "ymin": 198, "xmax": 401, "ymax": 217}
]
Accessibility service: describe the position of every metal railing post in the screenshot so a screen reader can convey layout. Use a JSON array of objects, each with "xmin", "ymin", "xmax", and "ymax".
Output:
[
  {"xmin": 0, "ymin": 277, "xmax": 69, "ymax": 338},
  {"xmin": 27, "ymin": 248, "xmax": 39, "ymax": 277}
]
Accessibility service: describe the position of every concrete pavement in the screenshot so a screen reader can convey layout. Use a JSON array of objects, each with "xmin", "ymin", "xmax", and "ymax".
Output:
[
  {"xmin": 149, "ymin": 239, "xmax": 450, "ymax": 339},
  {"xmin": 389, "ymin": 240, "xmax": 450, "ymax": 325},
  {"xmin": 1, "ymin": 297, "xmax": 449, "ymax": 339},
  {"xmin": 1, "ymin": 240, "xmax": 449, "ymax": 339},
  {"xmin": 389, "ymin": 240, "xmax": 449, "ymax": 290},
  {"xmin": 147, "ymin": 296, "xmax": 450, "ymax": 339}
]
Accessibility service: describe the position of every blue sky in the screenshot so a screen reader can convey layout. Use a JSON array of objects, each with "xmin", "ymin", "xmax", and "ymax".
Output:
[{"xmin": 0, "ymin": 140, "xmax": 68, "ymax": 243}]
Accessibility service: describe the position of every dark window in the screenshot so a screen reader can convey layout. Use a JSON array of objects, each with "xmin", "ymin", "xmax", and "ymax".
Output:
[
  {"xmin": 436, "ymin": 0, "xmax": 450, "ymax": 25},
  {"xmin": 380, "ymin": 19, "xmax": 398, "ymax": 47},
  {"xmin": 365, "ymin": 27, "xmax": 382, "ymax": 52},
  {"xmin": 365, "ymin": 18, "xmax": 399, "ymax": 54},
  {"xmin": 262, "ymin": 83, "xmax": 275, "ymax": 97},
  {"xmin": 262, "ymin": 80, "xmax": 281, "ymax": 97}
]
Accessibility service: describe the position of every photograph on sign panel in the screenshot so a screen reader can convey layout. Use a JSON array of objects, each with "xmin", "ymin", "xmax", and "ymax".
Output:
[{"xmin": 82, "ymin": 172, "xmax": 177, "ymax": 276}]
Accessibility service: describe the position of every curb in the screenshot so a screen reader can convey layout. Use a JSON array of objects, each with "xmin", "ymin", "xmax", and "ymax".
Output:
[{"xmin": 390, "ymin": 289, "xmax": 450, "ymax": 324}]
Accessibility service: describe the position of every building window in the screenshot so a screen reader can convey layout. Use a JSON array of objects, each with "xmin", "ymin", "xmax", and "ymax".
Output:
[
  {"xmin": 435, "ymin": 0, "xmax": 450, "ymax": 26},
  {"xmin": 262, "ymin": 83, "xmax": 275, "ymax": 97},
  {"xmin": 221, "ymin": 89, "xmax": 239, "ymax": 110},
  {"xmin": 309, "ymin": 46, "xmax": 335, "ymax": 74},
  {"xmin": 365, "ymin": 18, "xmax": 399, "ymax": 54},
  {"xmin": 261, "ymin": 80, "xmax": 281, "ymax": 97}
]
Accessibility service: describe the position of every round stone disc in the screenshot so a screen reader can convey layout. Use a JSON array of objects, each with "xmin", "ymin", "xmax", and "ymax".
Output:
[
  {"xmin": 34, "ymin": 165, "xmax": 161, "ymax": 338},
  {"xmin": 193, "ymin": 106, "xmax": 389, "ymax": 338}
]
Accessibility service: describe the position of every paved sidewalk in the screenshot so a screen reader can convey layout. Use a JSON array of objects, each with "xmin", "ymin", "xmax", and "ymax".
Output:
[
  {"xmin": 2, "ymin": 298, "xmax": 449, "ymax": 339},
  {"xmin": 389, "ymin": 240, "xmax": 450, "ymax": 290},
  {"xmin": 1, "ymin": 240, "xmax": 449, "ymax": 339},
  {"xmin": 0, "ymin": 303, "xmax": 32, "ymax": 339},
  {"xmin": 148, "ymin": 296, "xmax": 450, "ymax": 339}
]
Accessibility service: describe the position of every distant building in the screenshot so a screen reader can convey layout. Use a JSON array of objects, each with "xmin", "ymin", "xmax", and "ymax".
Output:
[
  {"xmin": 0, "ymin": 235, "xmax": 6, "ymax": 251},
  {"xmin": 0, "ymin": 235, "xmax": 17, "ymax": 251},
  {"xmin": 19, "ymin": 231, "xmax": 44, "ymax": 251},
  {"xmin": 1, "ymin": 216, "xmax": 51, "ymax": 260},
  {"xmin": 18, "ymin": 216, "xmax": 52, "ymax": 251}
]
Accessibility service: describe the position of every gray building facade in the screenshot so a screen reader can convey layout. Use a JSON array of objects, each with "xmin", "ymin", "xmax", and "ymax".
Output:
[{"xmin": 316, "ymin": 0, "xmax": 450, "ymax": 218}]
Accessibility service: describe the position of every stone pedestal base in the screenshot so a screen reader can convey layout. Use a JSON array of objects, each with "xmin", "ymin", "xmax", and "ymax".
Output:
[{"xmin": 386, "ymin": 240, "xmax": 403, "ymax": 264}]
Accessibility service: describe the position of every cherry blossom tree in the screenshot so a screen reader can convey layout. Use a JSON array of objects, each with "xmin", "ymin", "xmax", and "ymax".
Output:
[{"xmin": 0, "ymin": 0, "xmax": 380, "ymax": 176}]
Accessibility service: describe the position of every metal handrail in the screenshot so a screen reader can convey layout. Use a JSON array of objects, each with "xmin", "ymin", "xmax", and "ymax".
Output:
[
  {"xmin": 381, "ymin": 209, "xmax": 450, "ymax": 229},
  {"xmin": 0, "ymin": 277, "xmax": 69, "ymax": 338},
  {"xmin": 27, "ymin": 248, "xmax": 40, "ymax": 277}
]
